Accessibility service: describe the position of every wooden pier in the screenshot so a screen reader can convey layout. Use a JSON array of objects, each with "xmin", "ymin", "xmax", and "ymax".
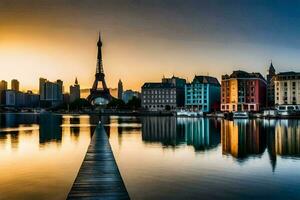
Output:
[{"xmin": 67, "ymin": 123, "xmax": 130, "ymax": 200}]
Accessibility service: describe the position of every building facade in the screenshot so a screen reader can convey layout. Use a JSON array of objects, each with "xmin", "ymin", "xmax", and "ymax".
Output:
[
  {"xmin": 221, "ymin": 70, "xmax": 267, "ymax": 112},
  {"xmin": 185, "ymin": 76, "xmax": 220, "ymax": 113},
  {"xmin": 141, "ymin": 76, "xmax": 186, "ymax": 111},
  {"xmin": 70, "ymin": 78, "xmax": 80, "ymax": 103},
  {"xmin": 274, "ymin": 72, "xmax": 300, "ymax": 105},
  {"xmin": 1, "ymin": 90, "xmax": 39, "ymax": 107},
  {"xmin": 11, "ymin": 79, "xmax": 19, "ymax": 91},
  {"xmin": 39, "ymin": 78, "xmax": 63, "ymax": 107}
]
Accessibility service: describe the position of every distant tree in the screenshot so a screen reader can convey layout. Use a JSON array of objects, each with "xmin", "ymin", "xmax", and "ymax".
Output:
[
  {"xmin": 126, "ymin": 96, "xmax": 141, "ymax": 109},
  {"xmin": 107, "ymin": 98, "xmax": 125, "ymax": 109}
]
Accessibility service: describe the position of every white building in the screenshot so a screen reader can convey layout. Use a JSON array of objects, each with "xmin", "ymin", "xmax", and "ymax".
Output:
[{"xmin": 274, "ymin": 72, "xmax": 300, "ymax": 105}]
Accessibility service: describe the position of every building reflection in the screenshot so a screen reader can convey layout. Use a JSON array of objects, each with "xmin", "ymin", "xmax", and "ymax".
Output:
[
  {"xmin": 39, "ymin": 114, "xmax": 62, "ymax": 145},
  {"xmin": 177, "ymin": 118, "xmax": 220, "ymax": 151},
  {"xmin": 221, "ymin": 119, "xmax": 266, "ymax": 161},
  {"xmin": 141, "ymin": 117, "xmax": 220, "ymax": 151},
  {"xmin": 142, "ymin": 117, "xmax": 181, "ymax": 147},
  {"xmin": 275, "ymin": 120, "xmax": 300, "ymax": 157}
]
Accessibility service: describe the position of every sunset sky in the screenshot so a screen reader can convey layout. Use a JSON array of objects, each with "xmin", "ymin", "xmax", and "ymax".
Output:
[{"xmin": 1, "ymin": 0, "xmax": 300, "ymax": 92}]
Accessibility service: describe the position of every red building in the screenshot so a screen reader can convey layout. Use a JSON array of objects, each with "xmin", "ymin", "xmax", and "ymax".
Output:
[{"xmin": 221, "ymin": 70, "xmax": 267, "ymax": 112}]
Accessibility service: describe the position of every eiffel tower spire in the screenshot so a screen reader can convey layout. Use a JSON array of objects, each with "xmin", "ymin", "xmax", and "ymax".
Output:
[{"xmin": 96, "ymin": 32, "xmax": 104, "ymax": 74}]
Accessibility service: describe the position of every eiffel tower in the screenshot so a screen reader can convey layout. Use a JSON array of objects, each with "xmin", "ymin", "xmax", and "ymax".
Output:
[{"xmin": 87, "ymin": 33, "xmax": 112, "ymax": 105}]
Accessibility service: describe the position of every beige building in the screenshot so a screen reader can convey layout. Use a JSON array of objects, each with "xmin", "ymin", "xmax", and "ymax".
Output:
[{"xmin": 274, "ymin": 72, "xmax": 300, "ymax": 105}]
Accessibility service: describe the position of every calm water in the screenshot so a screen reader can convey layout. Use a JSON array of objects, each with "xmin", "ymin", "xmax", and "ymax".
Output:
[
  {"xmin": 1, "ymin": 114, "xmax": 300, "ymax": 200},
  {"xmin": 107, "ymin": 116, "xmax": 300, "ymax": 200},
  {"xmin": 0, "ymin": 113, "xmax": 99, "ymax": 200}
]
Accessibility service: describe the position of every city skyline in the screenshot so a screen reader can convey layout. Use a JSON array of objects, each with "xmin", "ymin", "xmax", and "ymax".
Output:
[{"xmin": 2, "ymin": 0, "xmax": 300, "ymax": 91}]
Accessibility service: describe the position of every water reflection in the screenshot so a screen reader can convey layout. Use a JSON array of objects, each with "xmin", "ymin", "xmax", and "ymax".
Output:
[
  {"xmin": 221, "ymin": 119, "xmax": 266, "ymax": 161},
  {"xmin": 142, "ymin": 117, "xmax": 221, "ymax": 151},
  {"xmin": 140, "ymin": 117, "xmax": 300, "ymax": 163},
  {"xmin": 0, "ymin": 113, "xmax": 98, "ymax": 200},
  {"xmin": 0, "ymin": 113, "xmax": 104, "ymax": 147},
  {"xmin": 274, "ymin": 120, "xmax": 300, "ymax": 157},
  {"xmin": 39, "ymin": 114, "xmax": 62, "ymax": 144},
  {"xmin": 110, "ymin": 117, "xmax": 300, "ymax": 199},
  {"xmin": 178, "ymin": 118, "xmax": 220, "ymax": 151}
]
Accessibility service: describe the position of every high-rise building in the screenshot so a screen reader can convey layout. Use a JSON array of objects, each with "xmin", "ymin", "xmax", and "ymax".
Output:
[
  {"xmin": 11, "ymin": 79, "xmax": 19, "ymax": 91},
  {"xmin": 0, "ymin": 80, "xmax": 7, "ymax": 91},
  {"xmin": 39, "ymin": 78, "xmax": 63, "ymax": 107},
  {"xmin": 70, "ymin": 78, "xmax": 80, "ymax": 102},
  {"xmin": 118, "ymin": 79, "xmax": 123, "ymax": 100},
  {"xmin": 185, "ymin": 76, "xmax": 220, "ymax": 113},
  {"xmin": 221, "ymin": 70, "xmax": 267, "ymax": 112},
  {"xmin": 266, "ymin": 62, "xmax": 276, "ymax": 107},
  {"xmin": 141, "ymin": 76, "xmax": 186, "ymax": 111},
  {"xmin": 274, "ymin": 72, "xmax": 300, "ymax": 105}
]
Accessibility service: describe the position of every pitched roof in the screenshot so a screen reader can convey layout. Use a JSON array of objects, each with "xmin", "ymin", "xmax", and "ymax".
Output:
[
  {"xmin": 192, "ymin": 76, "xmax": 220, "ymax": 86},
  {"xmin": 222, "ymin": 70, "xmax": 266, "ymax": 81}
]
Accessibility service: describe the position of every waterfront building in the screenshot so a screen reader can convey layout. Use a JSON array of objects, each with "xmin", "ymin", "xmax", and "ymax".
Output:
[
  {"xmin": 39, "ymin": 78, "xmax": 63, "ymax": 107},
  {"xmin": 266, "ymin": 62, "xmax": 276, "ymax": 107},
  {"xmin": 221, "ymin": 70, "xmax": 267, "ymax": 112},
  {"xmin": 118, "ymin": 79, "xmax": 123, "ymax": 100},
  {"xmin": 11, "ymin": 79, "xmax": 19, "ymax": 91},
  {"xmin": 122, "ymin": 90, "xmax": 141, "ymax": 103},
  {"xmin": 274, "ymin": 71, "xmax": 300, "ymax": 105},
  {"xmin": 1, "ymin": 90, "xmax": 39, "ymax": 107},
  {"xmin": 185, "ymin": 75, "xmax": 220, "ymax": 112},
  {"xmin": 70, "ymin": 78, "xmax": 80, "ymax": 103},
  {"xmin": 141, "ymin": 76, "xmax": 186, "ymax": 111}
]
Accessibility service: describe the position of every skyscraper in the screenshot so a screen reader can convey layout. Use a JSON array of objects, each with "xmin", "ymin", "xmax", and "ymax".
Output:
[
  {"xmin": 0, "ymin": 80, "xmax": 7, "ymax": 91},
  {"xmin": 118, "ymin": 79, "xmax": 123, "ymax": 100},
  {"xmin": 70, "ymin": 77, "xmax": 80, "ymax": 102},
  {"xmin": 11, "ymin": 79, "xmax": 19, "ymax": 91},
  {"xmin": 39, "ymin": 78, "xmax": 63, "ymax": 107}
]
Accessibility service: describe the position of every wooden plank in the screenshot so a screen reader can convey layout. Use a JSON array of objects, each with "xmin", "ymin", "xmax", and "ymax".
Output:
[{"xmin": 67, "ymin": 123, "xmax": 130, "ymax": 200}]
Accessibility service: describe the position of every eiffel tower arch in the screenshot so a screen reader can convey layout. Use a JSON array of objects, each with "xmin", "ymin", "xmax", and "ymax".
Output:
[{"xmin": 87, "ymin": 33, "xmax": 112, "ymax": 105}]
